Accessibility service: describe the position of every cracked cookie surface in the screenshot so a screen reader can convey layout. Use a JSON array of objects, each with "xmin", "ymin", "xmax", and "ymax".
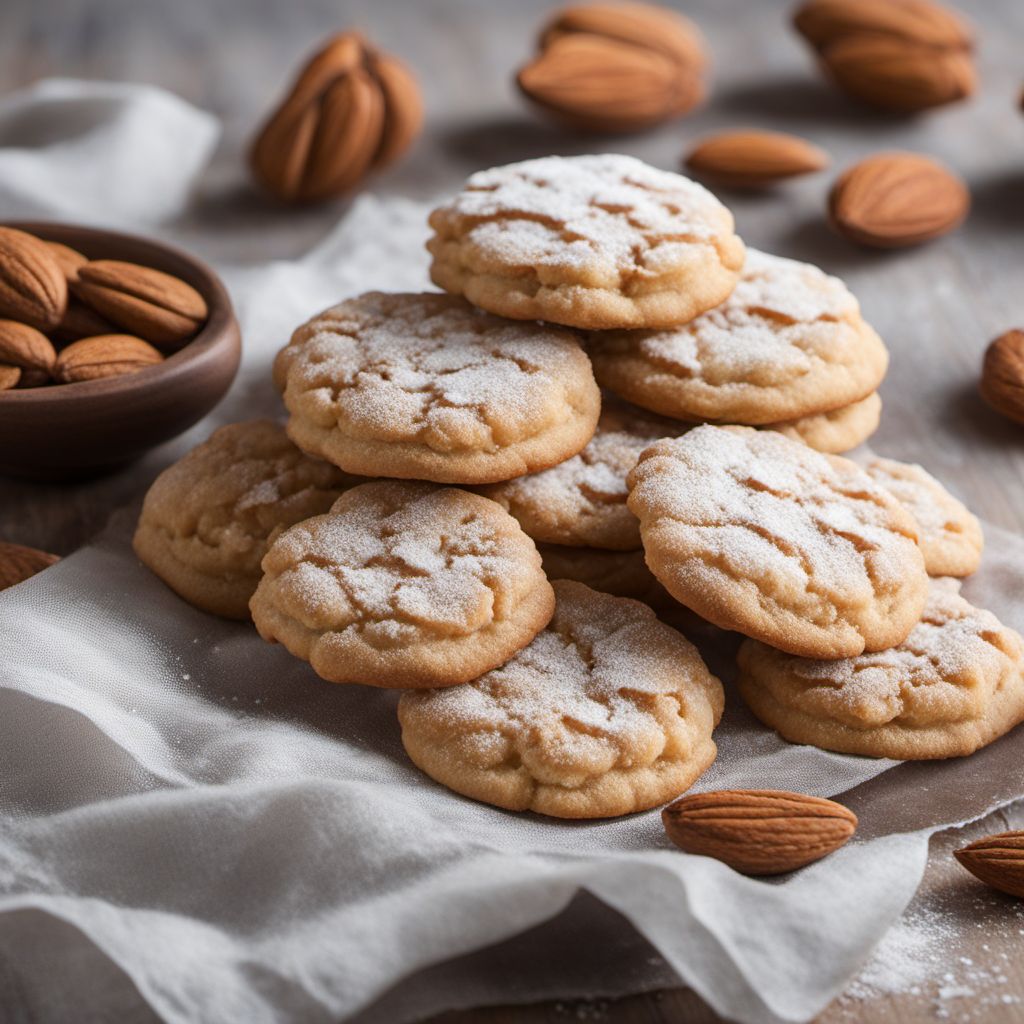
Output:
[
  {"xmin": 274, "ymin": 291, "xmax": 600, "ymax": 484},
  {"xmin": 627, "ymin": 425, "xmax": 929, "ymax": 658},
  {"xmin": 589, "ymin": 249, "xmax": 888, "ymax": 425},
  {"xmin": 864, "ymin": 457, "xmax": 983, "ymax": 578},
  {"xmin": 738, "ymin": 579, "xmax": 1024, "ymax": 759},
  {"xmin": 133, "ymin": 420, "xmax": 362, "ymax": 619},
  {"xmin": 250, "ymin": 480, "xmax": 555, "ymax": 688},
  {"xmin": 398, "ymin": 579, "xmax": 725, "ymax": 818},
  {"xmin": 427, "ymin": 154, "xmax": 745, "ymax": 330},
  {"xmin": 480, "ymin": 397, "xmax": 682, "ymax": 550}
]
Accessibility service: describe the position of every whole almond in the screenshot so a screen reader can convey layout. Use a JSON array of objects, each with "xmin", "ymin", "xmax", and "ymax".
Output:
[
  {"xmin": 0, "ymin": 365, "xmax": 20, "ymax": 390},
  {"xmin": 45, "ymin": 240, "xmax": 88, "ymax": 282},
  {"xmin": 72, "ymin": 261, "xmax": 208, "ymax": 350},
  {"xmin": 55, "ymin": 334, "xmax": 164, "ymax": 384},
  {"xmin": 954, "ymin": 831, "xmax": 1024, "ymax": 899},
  {"xmin": 250, "ymin": 31, "xmax": 422, "ymax": 204},
  {"xmin": 794, "ymin": 0, "xmax": 973, "ymax": 51},
  {"xmin": 662, "ymin": 789, "xmax": 858, "ymax": 875},
  {"xmin": 0, "ymin": 319, "xmax": 57, "ymax": 378},
  {"xmin": 821, "ymin": 34, "xmax": 975, "ymax": 112},
  {"xmin": 829, "ymin": 152, "xmax": 969, "ymax": 247},
  {"xmin": 0, "ymin": 541, "xmax": 59, "ymax": 591},
  {"xmin": 0, "ymin": 227, "xmax": 67, "ymax": 331},
  {"xmin": 685, "ymin": 130, "xmax": 829, "ymax": 187},
  {"xmin": 980, "ymin": 330, "xmax": 1024, "ymax": 426},
  {"xmin": 518, "ymin": 2, "xmax": 707, "ymax": 132}
]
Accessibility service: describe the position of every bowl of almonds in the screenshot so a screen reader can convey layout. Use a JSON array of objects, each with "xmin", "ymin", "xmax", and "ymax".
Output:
[{"xmin": 0, "ymin": 222, "xmax": 240, "ymax": 480}]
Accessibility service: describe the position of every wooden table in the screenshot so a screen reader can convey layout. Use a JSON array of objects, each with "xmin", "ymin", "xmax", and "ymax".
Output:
[{"xmin": 3, "ymin": 0, "xmax": 1024, "ymax": 1020}]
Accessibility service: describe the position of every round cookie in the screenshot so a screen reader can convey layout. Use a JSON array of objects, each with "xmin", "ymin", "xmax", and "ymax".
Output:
[
  {"xmin": 627, "ymin": 425, "xmax": 929, "ymax": 658},
  {"xmin": 589, "ymin": 249, "xmax": 888, "ymax": 425},
  {"xmin": 427, "ymin": 154, "xmax": 745, "ymax": 331},
  {"xmin": 274, "ymin": 292, "xmax": 600, "ymax": 485},
  {"xmin": 480, "ymin": 398, "xmax": 681, "ymax": 550},
  {"xmin": 133, "ymin": 420, "xmax": 362, "ymax": 620},
  {"xmin": 398, "ymin": 579, "xmax": 725, "ymax": 818},
  {"xmin": 250, "ymin": 480, "xmax": 555, "ymax": 689},
  {"xmin": 864, "ymin": 457, "xmax": 983, "ymax": 578},
  {"xmin": 737, "ymin": 579, "xmax": 1024, "ymax": 760},
  {"xmin": 768, "ymin": 392, "xmax": 881, "ymax": 454}
]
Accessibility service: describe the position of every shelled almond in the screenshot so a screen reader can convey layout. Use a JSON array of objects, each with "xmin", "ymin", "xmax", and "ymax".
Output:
[{"xmin": 0, "ymin": 226, "xmax": 210, "ymax": 390}]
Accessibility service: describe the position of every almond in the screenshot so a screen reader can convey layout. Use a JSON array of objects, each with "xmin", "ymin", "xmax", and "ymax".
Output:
[
  {"xmin": 821, "ymin": 34, "xmax": 975, "ymax": 112},
  {"xmin": 0, "ymin": 226, "xmax": 67, "ymax": 331},
  {"xmin": 792, "ymin": 0, "xmax": 974, "ymax": 112},
  {"xmin": 954, "ymin": 831, "xmax": 1024, "ymax": 899},
  {"xmin": 0, "ymin": 319, "xmax": 57, "ymax": 379},
  {"xmin": 0, "ymin": 541, "xmax": 59, "ymax": 591},
  {"xmin": 46, "ymin": 240, "xmax": 88, "ymax": 282},
  {"xmin": 685, "ymin": 130, "xmax": 829, "ymax": 187},
  {"xmin": 52, "ymin": 298, "xmax": 117, "ymax": 345},
  {"xmin": 518, "ymin": 2, "xmax": 707, "ymax": 132},
  {"xmin": 72, "ymin": 260, "xmax": 208, "ymax": 351},
  {"xmin": 0, "ymin": 365, "xmax": 20, "ymax": 390},
  {"xmin": 828, "ymin": 151, "xmax": 969, "ymax": 247},
  {"xmin": 250, "ymin": 31, "xmax": 422, "ymax": 204},
  {"xmin": 662, "ymin": 789, "xmax": 857, "ymax": 875},
  {"xmin": 980, "ymin": 330, "xmax": 1024, "ymax": 426},
  {"xmin": 794, "ymin": 0, "xmax": 973, "ymax": 52},
  {"xmin": 55, "ymin": 334, "xmax": 164, "ymax": 384}
]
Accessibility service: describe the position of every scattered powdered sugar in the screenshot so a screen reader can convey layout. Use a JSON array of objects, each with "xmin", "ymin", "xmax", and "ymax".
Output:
[
  {"xmin": 431, "ymin": 154, "xmax": 731, "ymax": 275},
  {"xmin": 278, "ymin": 292, "xmax": 590, "ymax": 448},
  {"xmin": 634, "ymin": 249, "xmax": 861, "ymax": 383}
]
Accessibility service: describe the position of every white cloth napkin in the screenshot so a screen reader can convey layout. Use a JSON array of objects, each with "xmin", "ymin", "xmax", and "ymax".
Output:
[{"xmin": 2, "ymin": 80, "xmax": 1024, "ymax": 1024}]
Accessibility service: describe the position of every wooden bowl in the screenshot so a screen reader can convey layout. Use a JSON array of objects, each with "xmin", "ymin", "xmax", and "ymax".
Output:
[{"xmin": 0, "ymin": 221, "xmax": 241, "ymax": 481}]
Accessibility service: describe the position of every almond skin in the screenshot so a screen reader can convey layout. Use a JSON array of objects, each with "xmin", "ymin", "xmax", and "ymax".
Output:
[
  {"xmin": 518, "ymin": 1, "xmax": 707, "ymax": 132},
  {"xmin": 828, "ymin": 151, "xmax": 969, "ymax": 248},
  {"xmin": 0, "ymin": 227, "xmax": 67, "ymax": 331},
  {"xmin": 0, "ymin": 365, "xmax": 20, "ymax": 390},
  {"xmin": 980, "ymin": 330, "xmax": 1024, "ymax": 426},
  {"xmin": 250, "ymin": 31, "xmax": 422, "ymax": 204},
  {"xmin": 72, "ymin": 260, "xmax": 208, "ymax": 351},
  {"xmin": 0, "ymin": 541, "xmax": 59, "ymax": 591},
  {"xmin": 794, "ymin": 0, "xmax": 973, "ymax": 52},
  {"xmin": 55, "ymin": 334, "xmax": 164, "ymax": 384},
  {"xmin": 0, "ymin": 319, "xmax": 57, "ymax": 378},
  {"xmin": 954, "ymin": 831, "xmax": 1024, "ymax": 899},
  {"xmin": 685, "ymin": 130, "xmax": 829, "ymax": 187},
  {"xmin": 45, "ymin": 240, "xmax": 88, "ymax": 282},
  {"xmin": 662, "ymin": 789, "xmax": 857, "ymax": 875},
  {"xmin": 52, "ymin": 298, "xmax": 117, "ymax": 345}
]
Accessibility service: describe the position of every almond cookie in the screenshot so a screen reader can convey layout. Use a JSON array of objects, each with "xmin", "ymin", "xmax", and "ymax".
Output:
[
  {"xmin": 398, "ymin": 579, "xmax": 725, "ymax": 818},
  {"xmin": 274, "ymin": 292, "xmax": 600, "ymax": 485},
  {"xmin": 133, "ymin": 420, "xmax": 362, "ymax": 620},
  {"xmin": 427, "ymin": 154, "xmax": 745, "ymax": 331},
  {"xmin": 627, "ymin": 426, "xmax": 929, "ymax": 658},
  {"xmin": 480, "ymin": 398, "xmax": 681, "ymax": 550},
  {"xmin": 737, "ymin": 580, "xmax": 1024, "ymax": 760},
  {"xmin": 589, "ymin": 249, "xmax": 888, "ymax": 425},
  {"xmin": 250, "ymin": 481, "xmax": 555, "ymax": 689},
  {"xmin": 769, "ymin": 392, "xmax": 881, "ymax": 454},
  {"xmin": 864, "ymin": 457, "xmax": 983, "ymax": 578}
]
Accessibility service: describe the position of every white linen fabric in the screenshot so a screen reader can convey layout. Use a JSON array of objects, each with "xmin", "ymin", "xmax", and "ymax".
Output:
[{"xmin": 2, "ymin": 81, "xmax": 1024, "ymax": 1024}]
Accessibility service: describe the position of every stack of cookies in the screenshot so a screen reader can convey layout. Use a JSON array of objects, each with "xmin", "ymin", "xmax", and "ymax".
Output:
[{"xmin": 134, "ymin": 153, "xmax": 1024, "ymax": 821}]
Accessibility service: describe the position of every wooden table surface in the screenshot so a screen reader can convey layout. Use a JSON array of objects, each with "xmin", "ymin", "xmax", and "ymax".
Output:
[{"xmin": 3, "ymin": 0, "xmax": 1024, "ymax": 1021}]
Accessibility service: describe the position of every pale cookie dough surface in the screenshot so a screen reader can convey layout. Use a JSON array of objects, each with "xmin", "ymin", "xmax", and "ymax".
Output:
[
  {"xmin": 398, "ymin": 579, "xmax": 725, "ymax": 818},
  {"xmin": 480, "ymin": 398, "xmax": 682, "ymax": 550},
  {"xmin": 864, "ymin": 457, "xmax": 983, "ymax": 578},
  {"xmin": 427, "ymin": 154, "xmax": 745, "ymax": 330},
  {"xmin": 589, "ymin": 249, "xmax": 888, "ymax": 425},
  {"xmin": 738, "ymin": 580, "xmax": 1024, "ymax": 759},
  {"xmin": 627, "ymin": 426, "xmax": 929, "ymax": 658},
  {"xmin": 250, "ymin": 481, "xmax": 555, "ymax": 689},
  {"xmin": 274, "ymin": 292, "xmax": 600, "ymax": 485},
  {"xmin": 133, "ymin": 420, "xmax": 362, "ymax": 620},
  {"xmin": 768, "ymin": 392, "xmax": 881, "ymax": 454}
]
